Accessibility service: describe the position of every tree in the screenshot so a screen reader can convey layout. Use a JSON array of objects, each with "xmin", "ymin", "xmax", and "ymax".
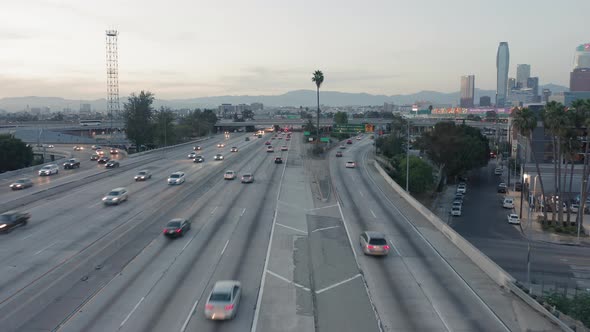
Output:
[
  {"xmin": 542, "ymin": 101, "xmax": 568, "ymax": 224},
  {"xmin": 153, "ymin": 107, "xmax": 176, "ymax": 146},
  {"xmin": 303, "ymin": 119, "xmax": 316, "ymax": 134},
  {"xmin": 572, "ymin": 99, "xmax": 590, "ymax": 231},
  {"xmin": 124, "ymin": 91, "xmax": 155, "ymax": 148},
  {"xmin": 334, "ymin": 111, "xmax": 348, "ymax": 125},
  {"xmin": 376, "ymin": 134, "xmax": 404, "ymax": 158},
  {"xmin": 485, "ymin": 110, "xmax": 498, "ymax": 121},
  {"xmin": 312, "ymin": 70, "xmax": 324, "ymax": 142},
  {"xmin": 0, "ymin": 134, "xmax": 33, "ymax": 172},
  {"xmin": 416, "ymin": 122, "xmax": 489, "ymax": 180},
  {"xmin": 512, "ymin": 107, "xmax": 548, "ymax": 223},
  {"xmin": 393, "ymin": 155, "xmax": 434, "ymax": 194}
]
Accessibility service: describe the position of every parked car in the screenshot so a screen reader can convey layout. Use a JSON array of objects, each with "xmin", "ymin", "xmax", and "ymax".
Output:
[
  {"xmin": 204, "ymin": 280, "xmax": 241, "ymax": 320},
  {"xmin": 38, "ymin": 164, "xmax": 59, "ymax": 176},
  {"xmin": 514, "ymin": 182, "xmax": 522, "ymax": 191},
  {"xmin": 456, "ymin": 184, "xmax": 467, "ymax": 194},
  {"xmin": 0, "ymin": 211, "xmax": 30, "ymax": 232},
  {"xmin": 451, "ymin": 206, "xmax": 462, "ymax": 216},
  {"xmin": 507, "ymin": 214, "xmax": 521, "ymax": 224},
  {"xmin": 503, "ymin": 197, "xmax": 514, "ymax": 209},
  {"xmin": 10, "ymin": 178, "xmax": 33, "ymax": 190},
  {"xmin": 63, "ymin": 158, "xmax": 81, "ymax": 169},
  {"xmin": 494, "ymin": 167, "xmax": 503, "ymax": 175},
  {"xmin": 497, "ymin": 183, "xmax": 507, "ymax": 193}
]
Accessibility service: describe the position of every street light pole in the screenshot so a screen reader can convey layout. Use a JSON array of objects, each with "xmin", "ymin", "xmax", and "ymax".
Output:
[{"xmin": 406, "ymin": 121, "xmax": 410, "ymax": 192}]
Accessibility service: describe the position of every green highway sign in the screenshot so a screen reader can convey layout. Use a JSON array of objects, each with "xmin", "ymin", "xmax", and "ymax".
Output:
[
  {"xmin": 320, "ymin": 137, "xmax": 330, "ymax": 142},
  {"xmin": 304, "ymin": 131, "xmax": 311, "ymax": 136},
  {"xmin": 333, "ymin": 123, "xmax": 366, "ymax": 133}
]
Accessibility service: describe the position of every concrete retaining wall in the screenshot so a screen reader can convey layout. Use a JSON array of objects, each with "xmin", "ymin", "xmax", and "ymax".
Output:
[
  {"xmin": 127, "ymin": 137, "xmax": 211, "ymax": 159},
  {"xmin": 372, "ymin": 160, "xmax": 576, "ymax": 332},
  {"xmin": 0, "ymin": 150, "xmax": 72, "ymax": 180}
]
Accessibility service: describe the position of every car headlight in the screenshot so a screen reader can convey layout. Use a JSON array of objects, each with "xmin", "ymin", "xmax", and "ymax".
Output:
[
  {"xmin": 0, "ymin": 224, "xmax": 6, "ymax": 229},
  {"xmin": 113, "ymin": 197, "xmax": 119, "ymax": 201}
]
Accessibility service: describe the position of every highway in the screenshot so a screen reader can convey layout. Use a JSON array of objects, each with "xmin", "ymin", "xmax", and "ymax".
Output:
[{"xmin": 0, "ymin": 132, "xmax": 558, "ymax": 331}]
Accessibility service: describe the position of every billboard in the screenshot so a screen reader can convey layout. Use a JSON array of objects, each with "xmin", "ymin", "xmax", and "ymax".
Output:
[{"xmin": 431, "ymin": 107, "xmax": 511, "ymax": 115}]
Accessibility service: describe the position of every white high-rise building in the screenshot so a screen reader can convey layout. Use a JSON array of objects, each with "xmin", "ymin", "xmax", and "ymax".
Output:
[{"xmin": 516, "ymin": 64, "xmax": 531, "ymax": 88}]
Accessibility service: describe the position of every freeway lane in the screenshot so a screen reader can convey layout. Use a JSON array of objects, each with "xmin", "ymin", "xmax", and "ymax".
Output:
[
  {"xmin": 329, "ymin": 138, "xmax": 557, "ymax": 331},
  {"xmin": 0, "ymin": 133, "xmax": 273, "ymax": 331}
]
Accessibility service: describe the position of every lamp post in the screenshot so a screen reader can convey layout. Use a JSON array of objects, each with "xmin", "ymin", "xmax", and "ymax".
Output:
[{"xmin": 406, "ymin": 120, "xmax": 410, "ymax": 192}]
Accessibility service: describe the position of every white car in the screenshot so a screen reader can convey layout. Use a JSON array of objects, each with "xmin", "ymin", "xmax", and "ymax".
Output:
[
  {"xmin": 345, "ymin": 161, "xmax": 356, "ymax": 168},
  {"xmin": 451, "ymin": 206, "xmax": 462, "ymax": 216},
  {"xmin": 266, "ymin": 146, "xmax": 274, "ymax": 153},
  {"xmin": 102, "ymin": 187, "xmax": 129, "ymax": 205},
  {"xmin": 230, "ymin": 147, "xmax": 238, "ymax": 152},
  {"xmin": 280, "ymin": 146, "xmax": 288, "ymax": 151},
  {"xmin": 224, "ymin": 170, "xmax": 236, "ymax": 180},
  {"xmin": 503, "ymin": 197, "xmax": 514, "ymax": 209},
  {"xmin": 214, "ymin": 154, "xmax": 224, "ymax": 161},
  {"xmin": 188, "ymin": 152, "xmax": 197, "ymax": 159},
  {"xmin": 507, "ymin": 214, "xmax": 520, "ymax": 224},
  {"xmin": 204, "ymin": 280, "xmax": 241, "ymax": 320},
  {"xmin": 494, "ymin": 168, "xmax": 503, "ymax": 175},
  {"xmin": 168, "ymin": 172, "xmax": 185, "ymax": 185},
  {"xmin": 571, "ymin": 204, "xmax": 580, "ymax": 213},
  {"xmin": 38, "ymin": 164, "xmax": 59, "ymax": 176},
  {"xmin": 456, "ymin": 184, "xmax": 467, "ymax": 194}
]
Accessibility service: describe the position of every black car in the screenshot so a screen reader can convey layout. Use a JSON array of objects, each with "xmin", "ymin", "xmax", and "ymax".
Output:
[
  {"xmin": 194, "ymin": 145, "xmax": 202, "ymax": 151},
  {"xmin": 110, "ymin": 148, "xmax": 119, "ymax": 154},
  {"xmin": 274, "ymin": 157, "xmax": 283, "ymax": 164},
  {"xmin": 0, "ymin": 211, "xmax": 30, "ymax": 233},
  {"xmin": 63, "ymin": 158, "xmax": 81, "ymax": 169},
  {"xmin": 194, "ymin": 155, "xmax": 205, "ymax": 163},
  {"xmin": 497, "ymin": 183, "xmax": 508, "ymax": 193},
  {"xmin": 514, "ymin": 182, "xmax": 522, "ymax": 192},
  {"xmin": 105, "ymin": 160, "xmax": 120, "ymax": 168},
  {"xmin": 98, "ymin": 156, "xmax": 110, "ymax": 164},
  {"xmin": 163, "ymin": 218, "xmax": 191, "ymax": 238},
  {"xmin": 90, "ymin": 154, "xmax": 100, "ymax": 161}
]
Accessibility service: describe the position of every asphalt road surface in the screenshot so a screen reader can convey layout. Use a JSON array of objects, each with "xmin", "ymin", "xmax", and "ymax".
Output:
[{"xmin": 450, "ymin": 161, "xmax": 590, "ymax": 293}]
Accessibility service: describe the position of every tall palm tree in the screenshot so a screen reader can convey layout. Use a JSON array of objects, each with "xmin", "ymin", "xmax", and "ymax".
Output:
[
  {"xmin": 542, "ymin": 101, "xmax": 568, "ymax": 223},
  {"xmin": 312, "ymin": 70, "xmax": 324, "ymax": 142},
  {"xmin": 512, "ymin": 107, "xmax": 548, "ymax": 223},
  {"xmin": 573, "ymin": 99, "xmax": 590, "ymax": 231}
]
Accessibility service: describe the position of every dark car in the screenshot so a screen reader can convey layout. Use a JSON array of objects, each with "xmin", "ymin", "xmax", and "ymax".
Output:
[
  {"xmin": 336, "ymin": 151, "xmax": 343, "ymax": 157},
  {"xmin": 497, "ymin": 183, "xmax": 508, "ymax": 193},
  {"xmin": 0, "ymin": 211, "xmax": 30, "ymax": 233},
  {"xmin": 274, "ymin": 157, "xmax": 283, "ymax": 164},
  {"xmin": 90, "ymin": 154, "xmax": 100, "ymax": 161},
  {"xmin": 98, "ymin": 156, "xmax": 110, "ymax": 164},
  {"xmin": 194, "ymin": 145, "xmax": 202, "ymax": 151},
  {"xmin": 105, "ymin": 160, "xmax": 120, "ymax": 168},
  {"xmin": 63, "ymin": 158, "xmax": 81, "ymax": 169},
  {"xmin": 163, "ymin": 218, "xmax": 191, "ymax": 238},
  {"xmin": 110, "ymin": 148, "xmax": 119, "ymax": 154},
  {"xmin": 194, "ymin": 155, "xmax": 205, "ymax": 163},
  {"xmin": 264, "ymin": 141, "xmax": 271, "ymax": 145},
  {"xmin": 346, "ymin": 139, "xmax": 353, "ymax": 144},
  {"xmin": 245, "ymin": 137, "xmax": 250, "ymax": 141},
  {"xmin": 514, "ymin": 182, "xmax": 522, "ymax": 192},
  {"xmin": 10, "ymin": 178, "xmax": 33, "ymax": 190}
]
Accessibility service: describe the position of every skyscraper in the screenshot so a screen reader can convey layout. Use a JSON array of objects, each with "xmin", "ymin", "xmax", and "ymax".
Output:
[
  {"xmin": 508, "ymin": 78, "xmax": 516, "ymax": 91},
  {"xmin": 574, "ymin": 43, "xmax": 590, "ymax": 69},
  {"xmin": 460, "ymin": 75, "xmax": 475, "ymax": 107},
  {"xmin": 516, "ymin": 64, "xmax": 531, "ymax": 88},
  {"xmin": 496, "ymin": 42, "xmax": 510, "ymax": 107},
  {"xmin": 527, "ymin": 77, "xmax": 539, "ymax": 101},
  {"xmin": 570, "ymin": 68, "xmax": 590, "ymax": 91}
]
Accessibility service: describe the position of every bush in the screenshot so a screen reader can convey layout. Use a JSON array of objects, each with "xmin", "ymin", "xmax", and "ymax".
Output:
[{"xmin": 543, "ymin": 292, "xmax": 590, "ymax": 327}]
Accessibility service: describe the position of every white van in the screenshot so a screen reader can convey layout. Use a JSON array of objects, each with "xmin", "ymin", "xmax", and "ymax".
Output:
[{"xmin": 503, "ymin": 197, "xmax": 514, "ymax": 209}]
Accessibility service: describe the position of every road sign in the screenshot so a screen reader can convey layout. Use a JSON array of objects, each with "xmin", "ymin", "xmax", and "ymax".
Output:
[
  {"xmin": 320, "ymin": 137, "xmax": 330, "ymax": 142},
  {"xmin": 304, "ymin": 131, "xmax": 311, "ymax": 136},
  {"xmin": 333, "ymin": 123, "xmax": 366, "ymax": 133}
]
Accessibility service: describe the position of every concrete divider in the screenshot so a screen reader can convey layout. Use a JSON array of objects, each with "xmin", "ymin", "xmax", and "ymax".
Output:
[
  {"xmin": 127, "ymin": 137, "xmax": 211, "ymax": 159},
  {"xmin": 0, "ymin": 150, "xmax": 72, "ymax": 181},
  {"xmin": 372, "ymin": 160, "xmax": 576, "ymax": 332}
]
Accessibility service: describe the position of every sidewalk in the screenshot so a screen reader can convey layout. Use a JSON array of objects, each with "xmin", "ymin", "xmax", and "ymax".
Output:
[{"xmin": 500, "ymin": 168, "xmax": 590, "ymax": 247}]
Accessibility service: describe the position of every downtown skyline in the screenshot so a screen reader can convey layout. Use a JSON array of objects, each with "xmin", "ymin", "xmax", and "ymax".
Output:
[{"xmin": 1, "ymin": 0, "xmax": 589, "ymax": 99}]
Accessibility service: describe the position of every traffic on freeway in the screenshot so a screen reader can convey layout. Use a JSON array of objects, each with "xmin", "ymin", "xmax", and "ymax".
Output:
[{"xmin": 0, "ymin": 132, "xmax": 559, "ymax": 332}]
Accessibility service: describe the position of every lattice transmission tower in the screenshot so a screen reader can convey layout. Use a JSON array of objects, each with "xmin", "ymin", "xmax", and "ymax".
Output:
[{"xmin": 106, "ymin": 30, "xmax": 120, "ymax": 125}]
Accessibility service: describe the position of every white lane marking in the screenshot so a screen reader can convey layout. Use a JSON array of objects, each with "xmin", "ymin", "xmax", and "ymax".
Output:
[
  {"xmin": 210, "ymin": 206, "xmax": 218, "ymax": 215},
  {"xmin": 181, "ymin": 238, "xmax": 193, "ymax": 251},
  {"xmin": 275, "ymin": 222, "xmax": 308, "ymax": 234},
  {"xmin": 311, "ymin": 225, "xmax": 340, "ymax": 233},
  {"xmin": 370, "ymin": 209, "xmax": 377, "ymax": 218},
  {"xmin": 34, "ymin": 241, "xmax": 58, "ymax": 255},
  {"xmin": 180, "ymin": 297, "xmax": 200, "ymax": 332},
  {"xmin": 362, "ymin": 151, "xmax": 509, "ymax": 332},
  {"xmin": 22, "ymin": 233, "xmax": 35, "ymax": 240},
  {"xmin": 315, "ymin": 274, "xmax": 362, "ymax": 294},
  {"xmin": 120, "ymin": 296, "xmax": 144, "ymax": 327},
  {"xmin": 391, "ymin": 244, "xmax": 403, "ymax": 257},
  {"xmin": 89, "ymin": 201, "xmax": 102, "ymax": 208},
  {"xmin": 266, "ymin": 270, "xmax": 311, "ymax": 291},
  {"xmin": 240, "ymin": 208, "xmax": 246, "ymax": 217},
  {"xmin": 221, "ymin": 240, "xmax": 229, "ymax": 255},
  {"xmin": 250, "ymin": 138, "xmax": 290, "ymax": 332},
  {"xmin": 359, "ymin": 190, "xmax": 364, "ymax": 197},
  {"xmin": 307, "ymin": 204, "xmax": 338, "ymax": 212}
]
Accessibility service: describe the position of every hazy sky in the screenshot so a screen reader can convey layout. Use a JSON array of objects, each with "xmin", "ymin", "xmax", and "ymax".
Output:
[{"xmin": 1, "ymin": 0, "xmax": 589, "ymax": 99}]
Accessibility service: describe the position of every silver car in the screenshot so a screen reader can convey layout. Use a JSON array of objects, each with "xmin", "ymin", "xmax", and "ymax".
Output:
[
  {"xmin": 204, "ymin": 280, "xmax": 241, "ymax": 320},
  {"xmin": 359, "ymin": 231, "xmax": 390, "ymax": 256},
  {"xmin": 102, "ymin": 187, "xmax": 129, "ymax": 205},
  {"xmin": 134, "ymin": 170, "xmax": 152, "ymax": 181}
]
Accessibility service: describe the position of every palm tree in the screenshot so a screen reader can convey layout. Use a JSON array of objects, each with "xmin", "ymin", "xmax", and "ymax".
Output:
[
  {"xmin": 512, "ymin": 107, "xmax": 548, "ymax": 224},
  {"xmin": 573, "ymin": 99, "xmax": 590, "ymax": 232},
  {"xmin": 542, "ymin": 101, "xmax": 568, "ymax": 224},
  {"xmin": 312, "ymin": 70, "xmax": 324, "ymax": 142}
]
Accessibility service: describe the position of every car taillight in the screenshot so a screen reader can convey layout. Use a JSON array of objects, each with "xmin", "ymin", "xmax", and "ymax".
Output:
[
  {"xmin": 163, "ymin": 229, "xmax": 167, "ymax": 234},
  {"xmin": 384, "ymin": 245, "xmax": 390, "ymax": 250},
  {"xmin": 176, "ymin": 229, "xmax": 181, "ymax": 233},
  {"xmin": 224, "ymin": 304, "xmax": 234, "ymax": 311},
  {"xmin": 367, "ymin": 245, "xmax": 374, "ymax": 249},
  {"xmin": 206, "ymin": 304, "xmax": 214, "ymax": 310}
]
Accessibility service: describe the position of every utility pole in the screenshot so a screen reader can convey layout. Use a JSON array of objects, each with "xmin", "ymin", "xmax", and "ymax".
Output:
[{"xmin": 406, "ymin": 120, "xmax": 410, "ymax": 192}]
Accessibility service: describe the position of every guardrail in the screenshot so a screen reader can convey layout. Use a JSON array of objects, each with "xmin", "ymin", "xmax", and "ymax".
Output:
[
  {"xmin": 372, "ymin": 160, "xmax": 576, "ymax": 332},
  {"xmin": 127, "ymin": 136, "xmax": 212, "ymax": 159}
]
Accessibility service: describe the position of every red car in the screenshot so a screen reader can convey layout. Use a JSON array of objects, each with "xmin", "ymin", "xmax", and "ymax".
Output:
[
  {"xmin": 346, "ymin": 139, "xmax": 353, "ymax": 144},
  {"xmin": 265, "ymin": 141, "xmax": 271, "ymax": 145}
]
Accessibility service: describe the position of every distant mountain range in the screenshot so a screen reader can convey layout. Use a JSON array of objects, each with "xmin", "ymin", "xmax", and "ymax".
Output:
[{"xmin": 0, "ymin": 84, "xmax": 569, "ymax": 112}]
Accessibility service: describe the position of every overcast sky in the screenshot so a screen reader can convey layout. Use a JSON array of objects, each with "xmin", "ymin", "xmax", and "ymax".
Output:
[{"xmin": 0, "ymin": 0, "xmax": 588, "ymax": 99}]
